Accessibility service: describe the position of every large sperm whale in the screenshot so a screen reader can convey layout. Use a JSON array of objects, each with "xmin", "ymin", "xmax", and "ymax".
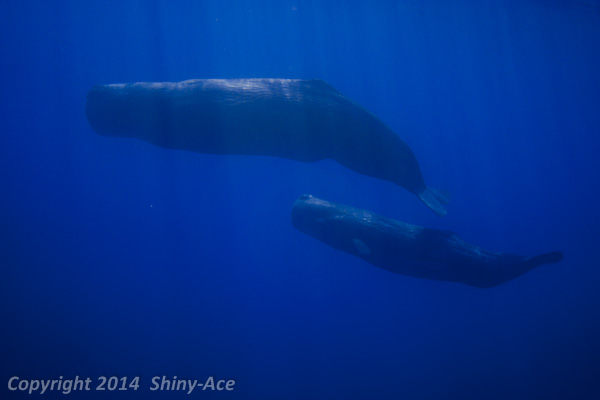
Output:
[
  {"xmin": 86, "ymin": 78, "xmax": 449, "ymax": 215},
  {"xmin": 292, "ymin": 195, "xmax": 563, "ymax": 288}
]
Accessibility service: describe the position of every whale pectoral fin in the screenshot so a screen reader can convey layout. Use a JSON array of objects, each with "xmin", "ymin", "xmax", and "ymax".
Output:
[
  {"xmin": 352, "ymin": 238, "xmax": 372, "ymax": 256},
  {"xmin": 418, "ymin": 187, "xmax": 450, "ymax": 217}
]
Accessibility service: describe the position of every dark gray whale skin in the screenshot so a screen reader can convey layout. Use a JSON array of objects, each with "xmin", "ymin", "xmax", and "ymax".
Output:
[
  {"xmin": 292, "ymin": 195, "xmax": 563, "ymax": 288},
  {"xmin": 86, "ymin": 78, "xmax": 448, "ymax": 216}
]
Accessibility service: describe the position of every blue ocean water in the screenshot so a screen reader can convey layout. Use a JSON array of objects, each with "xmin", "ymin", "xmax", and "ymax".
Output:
[{"xmin": 1, "ymin": 0, "xmax": 599, "ymax": 399}]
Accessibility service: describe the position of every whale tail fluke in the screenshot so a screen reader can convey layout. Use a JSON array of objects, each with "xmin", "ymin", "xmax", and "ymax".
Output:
[
  {"xmin": 504, "ymin": 251, "xmax": 564, "ymax": 284},
  {"xmin": 418, "ymin": 187, "xmax": 451, "ymax": 217},
  {"xmin": 524, "ymin": 251, "xmax": 564, "ymax": 268},
  {"xmin": 472, "ymin": 251, "xmax": 564, "ymax": 288}
]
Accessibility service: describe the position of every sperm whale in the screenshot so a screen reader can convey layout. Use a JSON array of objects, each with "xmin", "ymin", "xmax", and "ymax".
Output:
[
  {"xmin": 86, "ymin": 78, "xmax": 449, "ymax": 215},
  {"xmin": 292, "ymin": 194, "xmax": 563, "ymax": 288}
]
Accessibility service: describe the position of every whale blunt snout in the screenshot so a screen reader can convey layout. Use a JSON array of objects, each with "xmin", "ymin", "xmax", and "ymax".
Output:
[{"xmin": 86, "ymin": 86, "xmax": 128, "ymax": 136}]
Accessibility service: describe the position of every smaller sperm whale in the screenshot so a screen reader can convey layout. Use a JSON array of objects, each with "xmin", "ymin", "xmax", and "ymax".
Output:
[{"xmin": 292, "ymin": 195, "xmax": 563, "ymax": 288}]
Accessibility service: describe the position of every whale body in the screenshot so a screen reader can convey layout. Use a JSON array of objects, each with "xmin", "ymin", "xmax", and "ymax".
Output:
[
  {"xmin": 86, "ymin": 78, "xmax": 449, "ymax": 216},
  {"xmin": 292, "ymin": 195, "xmax": 563, "ymax": 288}
]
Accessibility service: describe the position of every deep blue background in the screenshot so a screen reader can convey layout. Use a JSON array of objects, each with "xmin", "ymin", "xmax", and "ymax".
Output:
[{"xmin": 1, "ymin": 1, "xmax": 599, "ymax": 399}]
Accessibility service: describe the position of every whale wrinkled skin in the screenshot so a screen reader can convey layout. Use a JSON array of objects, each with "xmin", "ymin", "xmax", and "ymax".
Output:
[
  {"xmin": 86, "ymin": 78, "xmax": 449, "ymax": 215},
  {"xmin": 292, "ymin": 195, "xmax": 563, "ymax": 288}
]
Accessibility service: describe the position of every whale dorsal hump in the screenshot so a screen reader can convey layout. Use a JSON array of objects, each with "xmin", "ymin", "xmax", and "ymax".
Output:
[{"xmin": 304, "ymin": 79, "xmax": 341, "ymax": 94}]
